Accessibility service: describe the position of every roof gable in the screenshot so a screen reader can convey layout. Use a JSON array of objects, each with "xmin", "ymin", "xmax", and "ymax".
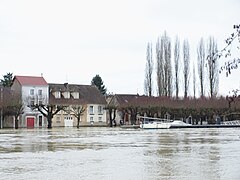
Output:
[{"xmin": 13, "ymin": 76, "xmax": 48, "ymax": 86}]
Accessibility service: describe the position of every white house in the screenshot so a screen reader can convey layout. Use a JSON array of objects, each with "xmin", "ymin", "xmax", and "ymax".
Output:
[{"xmin": 11, "ymin": 75, "xmax": 49, "ymax": 128}]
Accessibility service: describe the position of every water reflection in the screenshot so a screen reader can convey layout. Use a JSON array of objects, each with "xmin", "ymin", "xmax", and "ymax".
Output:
[
  {"xmin": 142, "ymin": 129, "xmax": 240, "ymax": 179},
  {"xmin": 0, "ymin": 128, "xmax": 240, "ymax": 180}
]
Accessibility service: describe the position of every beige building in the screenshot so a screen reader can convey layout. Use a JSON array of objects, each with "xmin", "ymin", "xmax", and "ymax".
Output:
[{"xmin": 49, "ymin": 83, "xmax": 107, "ymax": 127}]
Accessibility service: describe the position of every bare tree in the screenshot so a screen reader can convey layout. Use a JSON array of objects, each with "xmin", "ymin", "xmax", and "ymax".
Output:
[
  {"xmin": 144, "ymin": 42, "xmax": 154, "ymax": 96},
  {"xmin": 206, "ymin": 36, "xmax": 219, "ymax": 97},
  {"xmin": 6, "ymin": 92, "xmax": 24, "ymax": 129},
  {"xmin": 174, "ymin": 36, "xmax": 180, "ymax": 99},
  {"xmin": 197, "ymin": 38, "xmax": 205, "ymax": 97},
  {"xmin": 106, "ymin": 95, "xmax": 117, "ymax": 127},
  {"xmin": 166, "ymin": 40, "xmax": 172, "ymax": 97},
  {"xmin": 32, "ymin": 104, "xmax": 65, "ymax": 128},
  {"xmin": 66, "ymin": 105, "xmax": 85, "ymax": 128},
  {"xmin": 156, "ymin": 31, "xmax": 172, "ymax": 97},
  {"xmin": 219, "ymin": 24, "xmax": 240, "ymax": 76},
  {"xmin": 183, "ymin": 39, "xmax": 190, "ymax": 98},
  {"xmin": 193, "ymin": 63, "xmax": 196, "ymax": 98},
  {"xmin": 156, "ymin": 37, "xmax": 164, "ymax": 96},
  {"xmin": 0, "ymin": 89, "xmax": 24, "ymax": 129}
]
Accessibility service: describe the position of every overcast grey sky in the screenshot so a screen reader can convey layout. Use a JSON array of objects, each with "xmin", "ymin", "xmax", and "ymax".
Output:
[{"xmin": 0, "ymin": 0, "xmax": 239, "ymax": 96}]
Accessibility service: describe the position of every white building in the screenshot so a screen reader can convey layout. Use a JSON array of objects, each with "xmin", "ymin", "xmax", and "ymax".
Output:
[{"xmin": 11, "ymin": 75, "xmax": 49, "ymax": 128}]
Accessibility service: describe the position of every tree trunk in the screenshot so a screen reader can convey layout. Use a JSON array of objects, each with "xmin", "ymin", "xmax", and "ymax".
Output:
[
  {"xmin": 109, "ymin": 108, "xmax": 113, "ymax": 127},
  {"xmin": 77, "ymin": 117, "xmax": 80, "ymax": 128},
  {"xmin": 47, "ymin": 115, "xmax": 52, "ymax": 129},
  {"xmin": 15, "ymin": 117, "xmax": 18, "ymax": 129}
]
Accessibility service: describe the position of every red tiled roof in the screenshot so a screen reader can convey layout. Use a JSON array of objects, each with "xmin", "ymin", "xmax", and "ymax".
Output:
[{"xmin": 13, "ymin": 75, "xmax": 48, "ymax": 86}]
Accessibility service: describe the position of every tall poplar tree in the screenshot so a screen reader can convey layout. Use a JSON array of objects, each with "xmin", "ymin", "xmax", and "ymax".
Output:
[
  {"xmin": 197, "ymin": 38, "xmax": 205, "ymax": 97},
  {"xmin": 156, "ymin": 31, "xmax": 172, "ymax": 97},
  {"xmin": 183, "ymin": 39, "xmax": 190, "ymax": 98},
  {"xmin": 144, "ymin": 42, "xmax": 153, "ymax": 96},
  {"xmin": 207, "ymin": 36, "xmax": 219, "ymax": 97},
  {"xmin": 174, "ymin": 36, "xmax": 180, "ymax": 99}
]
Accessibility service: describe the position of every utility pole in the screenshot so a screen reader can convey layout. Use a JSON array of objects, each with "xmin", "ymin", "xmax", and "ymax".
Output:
[{"xmin": 0, "ymin": 87, "xmax": 3, "ymax": 129}]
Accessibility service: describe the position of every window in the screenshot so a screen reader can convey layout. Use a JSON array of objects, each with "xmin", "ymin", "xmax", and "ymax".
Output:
[
  {"xmin": 64, "ymin": 116, "xmax": 73, "ymax": 120},
  {"xmin": 72, "ymin": 92, "xmax": 79, "ymax": 99},
  {"xmin": 65, "ymin": 92, "xmax": 70, "ymax": 99},
  {"xmin": 98, "ymin": 106, "xmax": 103, "ymax": 114},
  {"xmin": 90, "ymin": 117, "xmax": 94, "ymax": 123},
  {"xmin": 30, "ymin": 100, "xmax": 34, "ymax": 106},
  {"xmin": 56, "ymin": 116, "xmax": 61, "ymax": 123},
  {"xmin": 38, "ymin": 100, "xmax": 43, "ymax": 105},
  {"xmin": 55, "ymin": 91, "xmax": 61, "ymax": 99},
  {"xmin": 39, "ymin": 116, "xmax": 43, "ymax": 126},
  {"xmin": 30, "ymin": 89, "xmax": 34, "ymax": 95},
  {"xmin": 98, "ymin": 117, "xmax": 102, "ymax": 122},
  {"xmin": 61, "ymin": 92, "xmax": 70, "ymax": 99},
  {"xmin": 38, "ymin": 89, "xmax": 42, "ymax": 96},
  {"xmin": 89, "ymin": 106, "xmax": 94, "ymax": 114}
]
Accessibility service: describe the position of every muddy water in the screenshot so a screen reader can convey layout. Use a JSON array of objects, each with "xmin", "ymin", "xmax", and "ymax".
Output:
[{"xmin": 0, "ymin": 127, "xmax": 240, "ymax": 180}]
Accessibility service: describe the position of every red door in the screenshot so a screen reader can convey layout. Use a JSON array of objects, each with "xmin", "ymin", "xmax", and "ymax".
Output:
[{"xmin": 27, "ymin": 117, "xmax": 34, "ymax": 128}]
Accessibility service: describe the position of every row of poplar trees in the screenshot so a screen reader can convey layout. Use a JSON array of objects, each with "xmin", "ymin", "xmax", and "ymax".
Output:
[{"xmin": 144, "ymin": 31, "xmax": 219, "ymax": 98}]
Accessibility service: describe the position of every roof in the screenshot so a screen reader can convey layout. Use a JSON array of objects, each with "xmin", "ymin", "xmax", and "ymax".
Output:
[
  {"xmin": 115, "ymin": 94, "xmax": 140, "ymax": 104},
  {"xmin": 13, "ymin": 76, "xmax": 48, "ymax": 86},
  {"xmin": 106, "ymin": 94, "xmax": 141, "ymax": 107},
  {"xmin": 49, "ymin": 83, "xmax": 107, "ymax": 105}
]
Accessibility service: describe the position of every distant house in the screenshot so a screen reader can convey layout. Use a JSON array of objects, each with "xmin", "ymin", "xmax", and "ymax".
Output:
[
  {"xmin": 106, "ymin": 94, "xmax": 140, "ymax": 125},
  {"xmin": 11, "ymin": 75, "xmax": 49, "ymax": 128},
  {"xmin": 49, "ymin": 83, "xmax": 107, "ymax": 127}
]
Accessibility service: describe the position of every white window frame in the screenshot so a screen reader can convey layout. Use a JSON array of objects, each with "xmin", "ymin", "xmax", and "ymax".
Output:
[
  {"xmin": 98, "ymin": 106, "xmax": 103, "ymax": 114},
  {"xmin": 90, "ymin": 117, "xmax": 94, "ymax": 123},
  {"xmin": 89, "ymin": 106, "xmax": 94, "ymax": 115},
  {"xmin": 38, "ymin": 89, "xmax": 42, "ymax": 96},
  {"xmin": 56, "ymin": 116, "xmax": 61, "ymax": 123},
  {"xmin": 38, "ymin": 100, "xmax": 43, "ymax": 105},
  {"xmin": 55, "ymin": 91, "xmax": 61, "ymax": 99},
  {"xmin": 30, "ymin": 89, "xmax": 34, "ymax": 96},
  {"xmin": 30, "ymin": 100, "xmax": 35, "ymax": 106}
]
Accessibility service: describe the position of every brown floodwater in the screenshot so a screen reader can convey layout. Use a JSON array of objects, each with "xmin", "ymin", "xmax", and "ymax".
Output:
[{"xmin": 0, "ymin": 127, "xmax": 240, "ymax": 180}]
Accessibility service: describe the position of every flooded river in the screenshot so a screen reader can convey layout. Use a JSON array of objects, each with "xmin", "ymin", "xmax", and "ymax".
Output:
[{"xmin": 0, "ymin": 127, "xmax": 240, "ymax": 180}]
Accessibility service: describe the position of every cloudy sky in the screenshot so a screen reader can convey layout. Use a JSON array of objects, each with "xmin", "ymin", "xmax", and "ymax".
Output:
[{"xmin": 0, "ymin": 0, "xmax": 239, "ymax": 96}]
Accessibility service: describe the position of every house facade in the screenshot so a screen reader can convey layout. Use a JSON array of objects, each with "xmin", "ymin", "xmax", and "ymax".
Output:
[
  {"xmin": 49, "ymin": 83, "xmax": 107, "ymax": 127},
  {"xmin": 11, "ymin": 75, "xmax": 49, "ymax": 128}
]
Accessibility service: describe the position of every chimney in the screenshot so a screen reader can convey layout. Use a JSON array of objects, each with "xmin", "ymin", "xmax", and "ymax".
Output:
[{"xmin": 64, "ymin": 82, "xmax": 68, "ymax": 88}]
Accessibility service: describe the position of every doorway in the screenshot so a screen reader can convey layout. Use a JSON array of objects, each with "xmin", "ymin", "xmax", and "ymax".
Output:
[
  {"xmin": 39, "ymin": 116, "xmax": 43, "ymax": 127},
  {"xmin": 27, "ymin": 117, "xmax": 34, "ymax": 128}
]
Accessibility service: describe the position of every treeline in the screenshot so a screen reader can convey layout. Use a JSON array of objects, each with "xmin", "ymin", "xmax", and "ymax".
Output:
[
  {"xmin": 144, "ymin": 30, "xmax": 219, "ymax": 98},
  {"xmin": 118, "ymin": 96, "xmax": 240, "ymax": 124}
]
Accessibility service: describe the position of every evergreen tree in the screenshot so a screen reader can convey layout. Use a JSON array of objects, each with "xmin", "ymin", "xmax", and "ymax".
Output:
[
  {"xmin": 91, "ymin": 74, "xmax": 107, "ymax": 95},
  {"xmin": 1, "ymin": 72, "xmax": 13, "ymax": 87}
]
